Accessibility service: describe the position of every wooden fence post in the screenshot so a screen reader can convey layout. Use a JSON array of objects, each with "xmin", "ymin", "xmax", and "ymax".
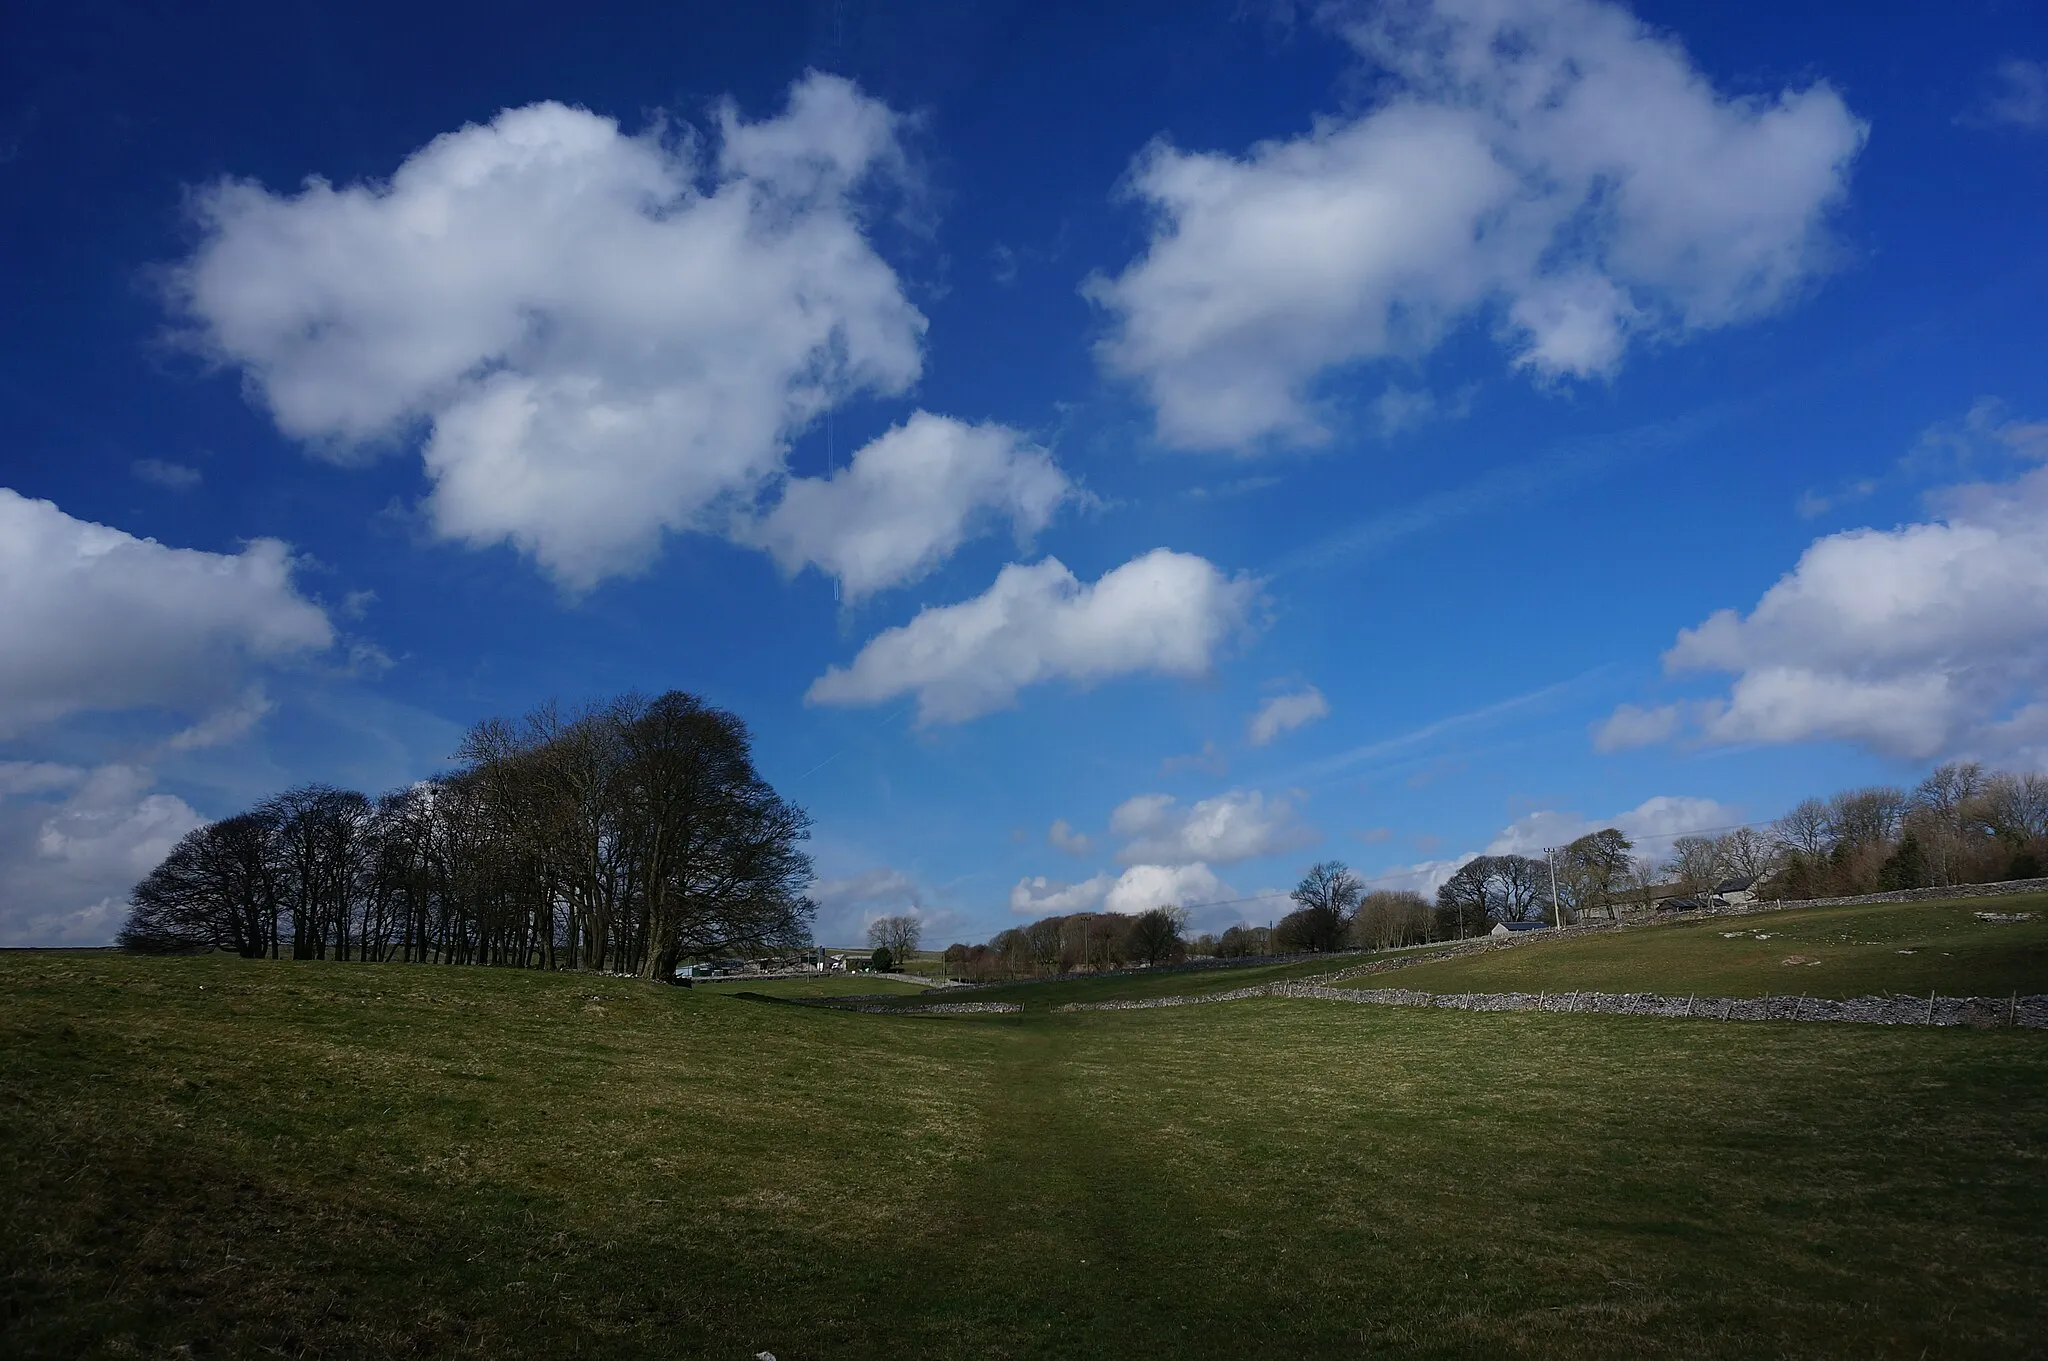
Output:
[
  {"xmin": 1683, "ymin": 993, "xmax": 1694, "ymax": 1017},
  {"xmin": 1924, "ymin": 990, "xmax": 1937, "ymax": 1026}
]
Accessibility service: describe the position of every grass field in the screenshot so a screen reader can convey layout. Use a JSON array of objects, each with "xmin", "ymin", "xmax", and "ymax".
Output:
[
  {"xmin": 859, "ymin": 953, "xmax": 1387, "ymax": 1011},
  {"xmin": 1347, "ymin": 896, "xmax": 2048, "ymax": 1000},
  {"xmin": 4, "ymin": 949, "xmax": 2046, "ymax": 1359},
  {"xmin": 690, "ymin": 974, "xmax": 928, "ymax": 997}
]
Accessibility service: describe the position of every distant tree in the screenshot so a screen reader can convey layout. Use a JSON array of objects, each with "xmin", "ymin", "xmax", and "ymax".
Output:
[
  {"xmin": 1773, "ymin": 798, "xmax": 1834, "ymax": 861},
  {"xmin": 1486, "ymin": 856, "xmax": 1547, "ymax": 922},
  {"xmin": 1665, "ymin": 836, "xmax": 1724, "ymax": 904},
  {"xmin": 1827, "ymin": 787, "xmax": 1908, "ymax": 849},
  {"xmin": 1288, "ymin": 861, "xmax": 1363, "ymax": 950},
  {"xmin": 1352, "ymin": 889, "xmax": 1431, "ymax": 949},
  {"xmin": 1024, "ymin": 915, "xmax": 1064, "ymax": 974},
  {"xmin": 1284, "ymin": 860, "xmax": 1362, "ymax": 953},
  {"xmin": 1909, "ymin": 762, "xmax": 1988, "ymax": 887},
  {"xmin": 1129, "ymin": 907, "xmax": 1185, "ymax": 965},
  {"xmin": 1553, "ymin": 830, "xmax": 1634, "ymax": 924},
  {"xmin": 1436, "ymin": 860, "xmax": 1492, "ymax": 939},
  {"xmin": 1190, "ymin": 932, "xmax": 1220, "ymax": 957},
  {"xmin": 868, "ymin": 914, "xmax": 922, "ymax": 968},
  {"xmin": 870, "ymin": 946, "xmax": 894, "ymax": 973},
  {"xmin": 1981, "ymin": 772, "xmax": 2048, "ymax": 846},
  {"xmin": 987, "ymin": 927, "xmax": 1027, "ymax": 977},
  {"xmin": 1216, "ymin": 924, "xmax": 1265, "ymax": 958},
  {"xmin": 1877, "ymin": 833, "xmax": 1928, "ymax": 892},
  {"xmin": 120, "ymin": 813, "xmax": 281, "ymax": 956},
  {"xmin": 942, "ymin": 943, "xmax": 969, "ymax": 978},
  {"xmin": 1620, "ymin": 857, "xmax": 1662, "ymax": 916},
  {"xmin": 1714, "ymin": 826, "xmax": 1780, "ymax": 894}
]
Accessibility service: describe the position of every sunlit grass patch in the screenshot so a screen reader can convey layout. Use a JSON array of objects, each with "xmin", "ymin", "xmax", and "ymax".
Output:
[{"xmin": 1340, "ymin": 894, "xmax": 2048, "ymax": 1000}]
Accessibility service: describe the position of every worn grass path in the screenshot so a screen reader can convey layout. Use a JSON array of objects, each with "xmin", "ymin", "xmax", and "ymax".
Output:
[{"xmin": 4, "ymin": 953, "xmax": 2045, "ymax": 1359}]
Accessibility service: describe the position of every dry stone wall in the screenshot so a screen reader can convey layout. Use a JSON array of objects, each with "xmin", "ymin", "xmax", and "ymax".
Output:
[
  {"xmin": 808, "ymin": 998, "xmax": 1022, "ymax": 1015},
  {"xmin": 1059, "ymin": 981, "xmax": 2047, "ymax": 1027},
  {"xmin": 1712, "ymin": 877, "xmax": 2048, "ymax": 915}
]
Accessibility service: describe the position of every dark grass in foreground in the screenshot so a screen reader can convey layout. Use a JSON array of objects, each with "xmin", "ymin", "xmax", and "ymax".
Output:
[
  {"xmin": 3, "ymin": 953, "xmax": 2045, "ymax": 1359},
  {"xmin": 1352, "ymin": 895, "xmax": 2048, "ymax": 1000}
]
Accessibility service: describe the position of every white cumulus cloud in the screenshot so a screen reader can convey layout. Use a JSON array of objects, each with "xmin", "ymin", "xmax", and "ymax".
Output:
[
  {"xmin": 1110, "ymin": 788, "xmax": 1316, "ymax": 866},
  {"xmin": 174, "ymin": 74, "xmax": 927, "ymax": 590},
  {"xmin": 1592, "ymin": 701, "xmax": 1685, "ymax": 752},
  {"xmin": 1484, "ymin": 795, "xmax": 1740, "ymax": 856},
  {"xmin": 1248, "ymin": 686, "xmax": 1330, "ymax": 746},
  {"xmin": 1010, "ymin": 862, "xmax": 1285, "ymax": 932},
  {"xmin": 1087, "ymin": 0, "xmax": 1866, "ymax": 449},
  {"xmin": 0, "ymin": 764, "xmax": 208, "ymax": 946},
  {"xmin": 1606, "ymin": 458, "xmax": 2048, "ymax": 763},
  {"xmin": 806, "ymin": 549, "xmax": 1259, "ymax": 724},
  {"xmin": 1009, "ymin": 872, "xmax": 1115, "ymax": 916},
  {"xmin": 742, "ymin": 412, "xmax": 1072, "ymax": 601},
  {"xmin": 806, "ymin": 866, "xmax": 967, "ymax": 947},
  {"xmin": 0, "ymin": 489, "xmax": 333, "ymax": 737},
  {"xmin": 1103, "ymin": 862, "xmax": 1232, "ymax": 915}
]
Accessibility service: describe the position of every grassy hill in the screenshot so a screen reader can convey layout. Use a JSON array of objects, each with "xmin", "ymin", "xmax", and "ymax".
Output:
[
  {"xmin": 1339, "ymin": 895, "xmax": 2048, "ymax": 1000},
  {"xmin": 856, "ymin": 952, "xmax": 1412, "ymax": 1011},
  {"xmin": 4, "ymin": 949, "xmax": 2046, "ymax": 1359}
]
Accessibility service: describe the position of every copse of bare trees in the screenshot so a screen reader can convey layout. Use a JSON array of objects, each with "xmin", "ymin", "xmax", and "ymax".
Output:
[
  {"xmin": 942, "ymin": 905, "xmax": 1194, "ymax": 981},
  {"xmin": 867, "ymin": 914, "xmax": 922, "ymax": 969},
  {"xmin": 1435, "ymin": 853, "xmax": 1553, "ymax": 937},
  {"xmin": 1274, "ymin": 861, "xmax": 1362, "ymax": 952},
  {"xmin": 1767, "ymin": 764, "xmax": 2048, "ymax": 901},
  {"xmin": 1351, "ymin": 889, "xmax": 1432, "ymax": 949},
  {"xmin": 118, "ymin": 691, "xmax": 817, "ymax": 977}
]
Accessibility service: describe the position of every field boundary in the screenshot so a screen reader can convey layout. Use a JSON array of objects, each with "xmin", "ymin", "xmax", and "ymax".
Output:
[
  {"xmin": 1057, "ymin": 982, "xmax": 2048, "ymax": 1028},
  {"xmin": 731, "ymin": 991, "xmax": 1023, "ymax": 1015}
]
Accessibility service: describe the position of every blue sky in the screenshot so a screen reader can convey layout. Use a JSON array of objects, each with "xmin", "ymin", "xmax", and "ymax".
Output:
[{"xmin": 2, "ymin": 0, "xmax": 2044, "ymax": 946}]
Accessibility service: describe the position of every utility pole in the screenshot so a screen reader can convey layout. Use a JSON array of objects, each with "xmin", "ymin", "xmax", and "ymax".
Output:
[{"xmin": 1544, "ymin": 847, "xmax": 1562, "ymax": 928}]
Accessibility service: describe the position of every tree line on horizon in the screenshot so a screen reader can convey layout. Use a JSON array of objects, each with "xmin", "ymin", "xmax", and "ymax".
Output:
[
  {"xmin": 949, "ymin": 762, "xmax": 2048, "ymax": 980},
  {"xmin": 117, "ymin": 691, "xmax": 817, "ymax": 978}
]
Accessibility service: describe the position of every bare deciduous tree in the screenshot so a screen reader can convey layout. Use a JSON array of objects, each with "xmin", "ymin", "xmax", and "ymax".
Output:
[
  {"xmin": 1129, "ymin": 907, "xmax": 1186, "ymax": 965},
  {"xmin": 867, "ymin": 914, "xmax": 923, "ymax": 970},
  {"xmin": 1553, "ymin": 830, "xmax": 1634, "ymax": 923},
  {"xmin": 1773, "ymin": 798, "xmax": 1833, "ymax": 859},
  {"xmin": 1286, "ymin": 861, "xmax": 1363, "ymax": 950},
  {"xmin": 1352, "ymin": 889, "xmax": 1431, "ymax": 948},
  {"xmin": 1665, "ymin": 835, "xmax": 1725, "ymax": 903},
  {"xmin": 1715, "ymin": 826, "xmax": 1779, "ymax": 892}
]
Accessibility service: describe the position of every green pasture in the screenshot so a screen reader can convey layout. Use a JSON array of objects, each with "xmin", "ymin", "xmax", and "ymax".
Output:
[
  {"xmin": 1350, "ymin": 895, "xmax": 2048, "ymax": 1000},
  {"xmin": 864, "ymin": 953, "xmax": 1377, "ymax": 1011},
  {"xmin": 691, "ymin": 974, "xmax": 928, "ymax": 997},
  {"xmin": 3, "ymin": 950, "xmax": 2045, "ymax": 1359}
]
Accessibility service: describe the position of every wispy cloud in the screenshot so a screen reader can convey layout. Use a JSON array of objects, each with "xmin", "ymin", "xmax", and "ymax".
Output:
[
  {"xmin": 1964, "ymin": 58, "xmax": 2048, "ymax": 132},
  {"xmin": 1285, "ymin": 671, "xmax": 1600, "ymax": 785},
  {"xmin": 1270, "ymin": 406, "xmax": 1727, "ymax": 580},
  {"xmin": 130, "ymin": 458, "xmax": 202, "ymax": 490}
]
